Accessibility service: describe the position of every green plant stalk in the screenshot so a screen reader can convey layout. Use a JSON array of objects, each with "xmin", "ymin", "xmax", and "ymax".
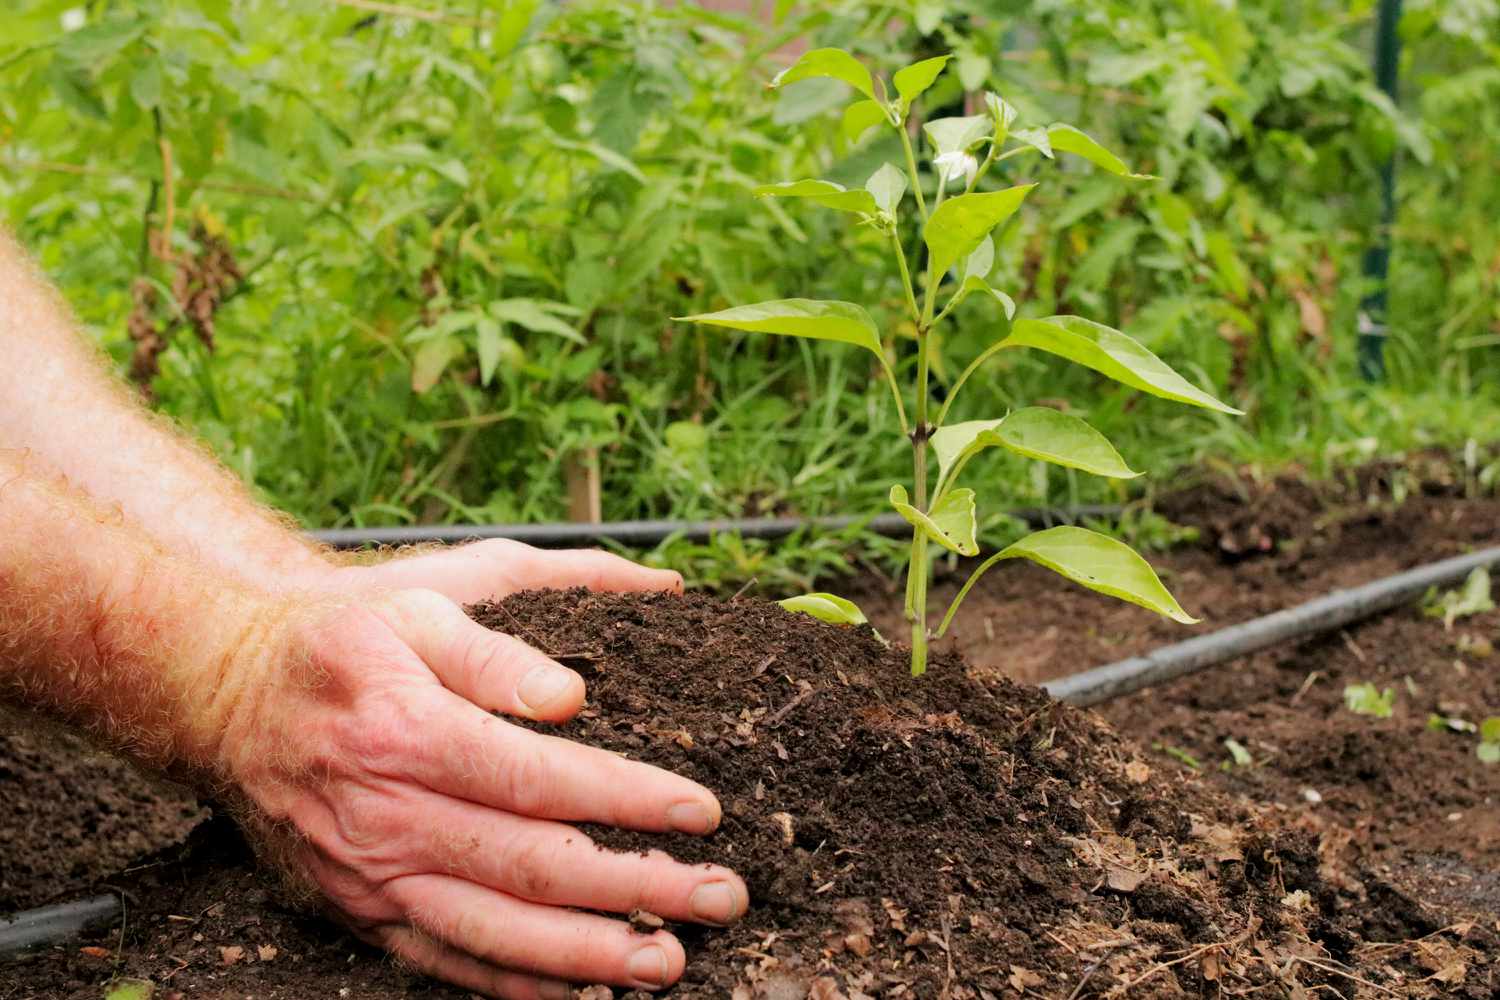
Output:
[
  {"xmin": 899, "ymin": 125, "xmax": 929, "ymax": 220},
  {"xmin": 907, "ymin": 182, "xmax": 946, "ymax": 676}
]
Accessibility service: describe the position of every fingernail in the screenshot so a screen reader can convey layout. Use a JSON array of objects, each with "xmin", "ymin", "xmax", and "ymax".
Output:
[
  {"xmin": 666, "ymin": 800, "xmax": 715, "ymax": 835},
  {"xmin": 517, "ymin": 666, "xmax": 575, "ymax": 714},
  {"xmin": 537, "ymin": 982, "xmax": 572, "ymax": 1000},
  {"xmin": 689, "ymin": 881, "xmax": 741, "ymax": 924},
  {"xmin": 627, "ymin": 944, "xmax": 668, "ymax": 988}
]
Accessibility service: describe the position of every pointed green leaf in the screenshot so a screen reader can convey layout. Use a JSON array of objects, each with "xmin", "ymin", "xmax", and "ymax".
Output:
[
  {"xmin": 411, "ymin": 335, "xmax": 460, "ymax": 394},
  {"xmin": 1002, "ymin": 316, "xmax": 1241, "ymax": 414},
  {"xmin": 770, "ymin": 47, "xmax": 875, "ymax": 100},
  {"xmin": 842, "ymin": 99, "xmax": 889, "ymax": 144},
  {"xmin": 753, "ymin": 179, "xmax": 879, "ymax": 215},
  {"xmin": 1000, "ymin": 526, "xmax": 1197, "ymax": 622},
  {"xmin": 923, "ymin": 114, "xmax": 991, "ymax": 156},
  {"xmin": 490, "ymin": 299, "xmax": 585, "ymax": 344},
  {"xmin": 933, "ymin": 408, "xmax": 1138, "ymax": 489},
  {"xmin": 983, "ymin": 91, "xmax": 1018, "ymax": 143},
  {"xmin": 475, "ymin": 317, "xmax": 524, "ymax": 385},
  {"xmin": 1047, "ymin": 124, "xmax": 1154, "ymax": 178},
  {"xmin": 923, "ymin": 186, "xmax": 1037, "ymax": 278},
  {"xmin": 676, "ymin": 299, "xmax": 883, "ymax": 357},
  {"xmin": 866, "ymin": 163, "xmax": 907, "ymax": 214},
  {"xmin": 1482, "ymin": 717, "xmax": 1500, "ymax": 743},
  {"xmin": 958, "ymin": 237, "xmax": 990, "ymax": 281},
  {"xmin": 1011, "ymin": 126, "xmax": 1054, "ymax": 158},
  {"xmin": 779, "ymin": 592, "xmax": 869, "ymax": 627},
  {"xmin": 893, "ymin": 55, "xmax": 951, "ymax": 105},
  {"xmin": 890, "ymin": 484, "xmax": 978, "ymax": 556},
  {"xmin": 951, "ymin": 276, "xmax": 1017, "ymax": 318}
]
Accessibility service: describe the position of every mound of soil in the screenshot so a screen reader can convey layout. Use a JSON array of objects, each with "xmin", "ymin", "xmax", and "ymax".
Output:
[{"xmin": 3, "ymin": 456, "xmax": 1499, "ymax": 998}]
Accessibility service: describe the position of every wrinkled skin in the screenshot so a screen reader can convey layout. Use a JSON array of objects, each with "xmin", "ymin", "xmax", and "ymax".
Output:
[{"xmin": 220, "ymin": 541, "xmax": 749, "ymax": 998}]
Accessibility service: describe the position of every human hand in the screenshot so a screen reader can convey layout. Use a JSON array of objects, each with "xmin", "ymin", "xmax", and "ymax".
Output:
[{"xmin": 215, "ymin": 545, "xmax": 744, "ymax": 998}]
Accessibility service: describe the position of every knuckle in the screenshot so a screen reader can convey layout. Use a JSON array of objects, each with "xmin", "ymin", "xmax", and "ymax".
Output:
[
  {"xmin": 338, "ymin": 692, "xmax": 423, "ymax": 775},
  {"xmin": 502, "ymin": 831, "xmax": 564, "ymax": 900},
  {"xmin": 497, "ymin": 741, "xmax": 554, "ymax": 817}
]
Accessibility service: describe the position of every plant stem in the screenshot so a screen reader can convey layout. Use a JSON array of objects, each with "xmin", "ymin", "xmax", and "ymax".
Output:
[
  {"xmin": 899, "ymin": 125, "xmax": 928, "ymax": 221},
  {"xmin": 891, "ymin": 231, "xmax": 920, "ymax": 324}
]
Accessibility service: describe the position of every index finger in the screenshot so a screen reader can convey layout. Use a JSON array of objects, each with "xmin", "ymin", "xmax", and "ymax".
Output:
[{"xmin": 412, "ymin": 688, "xmax": 721, "ymax": 835}]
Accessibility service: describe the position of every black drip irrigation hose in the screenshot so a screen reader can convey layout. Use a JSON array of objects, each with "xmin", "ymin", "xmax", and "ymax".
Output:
[
  {"xmin": 309, "ymin": 505, "xmax": 1124, "ymax": 550},
  {"xmin": 1045, "ymin": 544, "xmax": 1500, "ymax": 707},
  {"xmin": 0, "ymin": 895, "xmax": 120, "ymax": 960}
]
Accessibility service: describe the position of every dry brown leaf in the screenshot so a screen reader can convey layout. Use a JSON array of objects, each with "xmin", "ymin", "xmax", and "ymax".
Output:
[
  {"xmin": 257, "ymin": 944, "xmax": 278, "ymax": 962},
  {"xmin": 219, "ymin": 945, "xmax": 244, "ymax": 966},
  {"xmin": 78, "ymin": 946, "xmax": 110, "ymax": 959},
  {"xmin": 1008, "ymin": 965, "xmax": 1044, "ymax": 989},
  {"xmin": 1106, "ymin": 866, "xmax": 1148, "ymax": 892},
  {"xmin": 1124, "ymin": 760, "xmax": 1152, "ymax": 784},
  {"xmin": 809, "ymin": 977, "xmax": 847, "ymax": 1000}
]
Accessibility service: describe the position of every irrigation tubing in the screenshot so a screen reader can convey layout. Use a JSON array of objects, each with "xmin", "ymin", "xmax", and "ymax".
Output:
[
  {"xmin": 1044, "ymin": 544, "xmax": 1500, "ymax": 708},
  {"xmin": 0, "ymin": 895, "xmax": 120, "ymax": 960},
  {"xmin": 309, "ymin": 504, "xmax": 1124, "ymax": 550}
]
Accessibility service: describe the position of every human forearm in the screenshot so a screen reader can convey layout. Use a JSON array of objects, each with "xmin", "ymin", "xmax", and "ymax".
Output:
[
  {"xmin": 0, "ymin": 228, "xmax": 330, "ymax": 587},
  {"xmin": 0, "ymin": 447, "xmax": 283, "ymax": 777}
]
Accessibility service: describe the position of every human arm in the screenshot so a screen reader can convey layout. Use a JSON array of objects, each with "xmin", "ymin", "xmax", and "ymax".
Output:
[{"xmin": 0, "ymin": 231, "xmax": 748, "ymax": 997}]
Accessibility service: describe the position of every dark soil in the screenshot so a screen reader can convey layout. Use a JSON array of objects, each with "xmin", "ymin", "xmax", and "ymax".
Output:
[{"xmin": 3, "ymin": 456, "xmax": 1499, "ymax": 999}]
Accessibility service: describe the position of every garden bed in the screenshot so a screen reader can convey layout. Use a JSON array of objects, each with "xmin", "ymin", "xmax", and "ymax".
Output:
[{"xmin": 3, "ymin": 459, "xmax": 1498, "ymax": 998}]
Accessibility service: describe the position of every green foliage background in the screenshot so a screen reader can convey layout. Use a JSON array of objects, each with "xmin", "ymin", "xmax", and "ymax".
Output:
[{"xmin": 3, "ymin": 0, "xmax": 1497, "ymax": 582}]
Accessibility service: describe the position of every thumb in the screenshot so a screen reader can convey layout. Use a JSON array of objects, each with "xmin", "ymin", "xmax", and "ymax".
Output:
[{"xmin": 376, "ymin": 589, "xmax": 586, "ymax": 722}]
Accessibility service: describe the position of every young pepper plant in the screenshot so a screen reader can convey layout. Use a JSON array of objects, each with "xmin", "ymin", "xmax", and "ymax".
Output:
[{"xmin": 678, "ymin": 50, "xmax": 1240, "ymax": 676}]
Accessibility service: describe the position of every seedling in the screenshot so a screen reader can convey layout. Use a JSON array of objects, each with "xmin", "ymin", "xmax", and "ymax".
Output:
[
  {"xmin": 1479, "ymin": 717, "xmax": 1500, "ymax": 764},
  {"xmin": 1422, "ymin": 566, "xmax": 1494, "ymax": 630},
  {"xmin": 1344, "ymin": 682, "xmax": 1396, "ymax": 718},
  {"xmin": 681, "ymin": 50, "xmax": 1238, "ymax": 674}
]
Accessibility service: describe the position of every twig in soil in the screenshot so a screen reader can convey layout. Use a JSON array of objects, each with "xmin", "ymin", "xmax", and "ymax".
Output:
[
  {"xmin": 1286, "ymin": 956, "xmax": 1400, "ymax": 997},
  {"xmin": 939, "ymin": 914, "xmax": 956, "ymax": 1000},
  {"xmin": 1290, "ymin": 670, "xmax": 1323, "ymax": 705},
  {"xmin": 1066, "ymin": 944, "xmax": 1120, "ymax": 1000},
  {"xmin": 729, "ymin": 577, "xmax": 759, "ymax": 602},
  {"xmin": 1117, "ymin": 940, "xmax": 1226, "ymax": 992},
  {"xmin": 1339, "ymin": 630, "xmax": 1368, "ymax": 663},
  {"xmin": 765, "ymin": 686, "xmax": 817, "ymax": 728},
  {"xmin": 751, "ymin": 654, "xmax": 777, "ymax": 678}
]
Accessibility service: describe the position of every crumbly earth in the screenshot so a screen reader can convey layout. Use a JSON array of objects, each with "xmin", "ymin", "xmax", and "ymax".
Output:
[{"xmin": 2, "ymin": 457, "xmax": 1498, "ymax": 999}]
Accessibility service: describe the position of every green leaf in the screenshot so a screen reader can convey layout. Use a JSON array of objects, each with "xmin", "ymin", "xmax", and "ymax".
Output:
[
  {"xmin": 983, "ymin": 91, "xmax": 1018, "ymax": 143},
  {"xmin": 842, "ymin": 99, "xmax": 889, "ymax": 144},
  {"xmin": 923, "ymin": 114, "xmax": 991, "ymax": 157},
  {"xmin": 770, "ymin": 47, "xmax": 875, "ymax": 100},
  {"xmin": 1343, "ymin": 682, "xmax": 1395, "ymax": 719},
  {"xmin": 778, "ymin": 592, "xmax": 869, "ymax": 626},
  {"xmin": 1422, "ymin": 567, "xmax": 1494, "ymax": 628},
  {"xmin": 865, "ymin": 163, "xmax": 907, "ymax": 214},
  {"xmin": 890, "ymin": 484, "xmax": 978, "ymax": 556},
  {"xmin": 893, "ymin": 55, "xmax": 950, "ymax": 105},
  {"xmin": 129, "ymin": 59, "xmax": 162, "ymax": 111},
  {"xmin": 1479, "ymin": 742, "xmax": 1500, "ymax": 765},
  {"xmin": 1482, "ymin": 717, "xmax": 1500, "ymax": 743},
  {"xmin": 1001, "ymin": 316, "xmax": 1241, "ymax": 414},
  {"xmin": 676, "ymin": 298, "xmax": 883, "ymax": 357},
  {"xmin": 1010, "ymin": 126, "xmax": 1054, "ymax": 158},
  {"xmin": 411, "ymin": 335, "xmax": 461, "ymax": 394},
  {"xmin": 104, "ymin": 979, "xmax": 155, "ymax": 1000},
  {"xmin": 951, "ymin": 276, "xmax": 1017, "ymax": 318},
  {"xmin": 923, "ymin": 186, "xmax": 1036, "ymax": 278},
  {"xmin": 1223, "ymin": 738, "xmax": 1253, "ymax": 767},
  {"xmin": 752, "ymin": 179, "xmax": 878, "ymax": 215},
  {"xmin": 489, "ymin": 299, "xmax": 585, "ymax": 344},
  {"xmin": 1047, "ymin": 124, "xmax": 1154, "ymax": 178},
  {"xmin": 942, "ymin": 526, "xmax": 1197, "ymax": 634},
  {"xmin": 964, "ymin": 237, "xmax": 994, "ymax": 280},
  {"xmin": 475, "ymin": 317, "xmax": 524, "ymax": 385},
  {"xmin": 932, "ymin": 408, "xmax": 1139, "ymax": 492}
]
